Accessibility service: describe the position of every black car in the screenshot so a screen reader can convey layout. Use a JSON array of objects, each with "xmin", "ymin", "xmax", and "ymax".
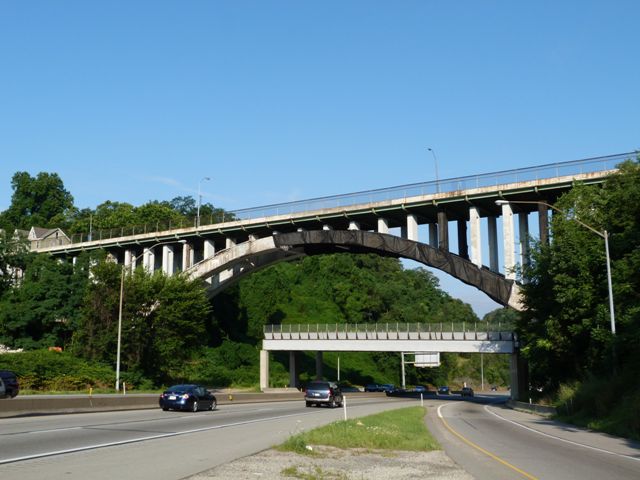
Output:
[
  {"xmin": 364, "ymin": 383, "xmax": 382, "ymax": 392},
  {"xmin": 304, "ymin": 381, "xmax": 343, "ymax": 408},
  {"xmin": 159, "ymin": 384, "xmax": 217, "ymax": 412},
  {"xmin": 437, "ymin": 386, "xmax": 450, "ymax": 395},
  {"xmin": 0, "ymin": 370, "xmax": 19, "ymax": 398},
  {"xmin": 461, "ymin": 387, "xmax": 474, "ymax": 397}
]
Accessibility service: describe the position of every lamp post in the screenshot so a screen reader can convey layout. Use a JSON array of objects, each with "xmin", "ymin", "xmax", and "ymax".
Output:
[
  {"xmin": 495, "ymin": 199, "xmax": 616, "ymax": 335},
  {"xmin": 115, "ymin": 239, "xmax": 187, "ymax": 391},
  {"xmin": 427, "ymin": 147, "xmax": 440, "ymax": 193},
  {"xmin": 197, "ymin": 177, "xmax": 211, "ymax": 228}
]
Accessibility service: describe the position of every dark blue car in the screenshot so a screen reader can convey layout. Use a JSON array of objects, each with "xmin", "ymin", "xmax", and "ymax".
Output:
[{"xmin": 159, "ymin": 384, "xmax": 217, "ymax": 412}]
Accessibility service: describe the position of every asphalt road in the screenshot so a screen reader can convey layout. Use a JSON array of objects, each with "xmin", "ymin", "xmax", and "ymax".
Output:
[
  {"xmin": 0, "ymin": 395, "xmax": 416, "ymax": 480},
  {"xmin": 427, "ymin": 395, "xmax": 640, "ymax": 479}
]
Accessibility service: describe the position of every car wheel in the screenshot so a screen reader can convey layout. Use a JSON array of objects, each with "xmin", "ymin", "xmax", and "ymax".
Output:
[
  {"xmin": 330, "ymin": 398, "xmax": 337, "ymax": 408},
  {"xmin": 305, "ymin": 401, "xmax": 312, "ymax": 407},
  {"xmin": 209, "ymin": 399, "xmax": 217, "ymax": 411},
  {"xmin": 162, "ymin": 407, "xmax": 169, "ymax": 411},
  {"xmin": 192, "ymin": 401, "xmax": 199, "ymax": 412}
]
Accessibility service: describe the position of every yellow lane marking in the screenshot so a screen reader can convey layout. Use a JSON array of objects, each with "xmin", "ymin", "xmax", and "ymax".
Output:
[{"xmin": 437, "ymin": 404, "xmax": 539, "ymax": 480}]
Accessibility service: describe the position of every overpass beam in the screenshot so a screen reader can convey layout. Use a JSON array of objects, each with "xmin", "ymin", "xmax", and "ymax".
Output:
[
  {"xmin": 260, "ymin": 350, "xmax": 270, "ymax": 391},
  {"xmin": 501, "ymin": 203, "xmax": 516, "ymax": 279},
  {"xmin": 469, "ymin": 206, "xmax": 482, "ymax": 267}
]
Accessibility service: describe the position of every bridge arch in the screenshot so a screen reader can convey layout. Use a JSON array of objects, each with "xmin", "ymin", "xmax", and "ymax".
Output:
[{"xmin": 185, "ymin": 230, "xmax": 522, "ymax": 310}]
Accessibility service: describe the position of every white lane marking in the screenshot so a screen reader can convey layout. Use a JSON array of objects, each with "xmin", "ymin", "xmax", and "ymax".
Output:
[
  {"xmin": 0, "ymin": 410, "xmax": 319, "ymax": 465},
  {"xmin": 483, "ymin": 405, "xmax": 640, "ymax": 462},
  {"xmin": 28, "ymin": 427, "xmax": 83, "ymax": 434}
]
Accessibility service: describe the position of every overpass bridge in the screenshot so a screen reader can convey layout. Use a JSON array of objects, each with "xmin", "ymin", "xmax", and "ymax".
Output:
[
  {"xmin": 31, "ymin": 152, "xmax": 629, "ymax": 306},
  {"xmin": 260, "ymin": 322, "xmax": 524, "ymax": 399}
]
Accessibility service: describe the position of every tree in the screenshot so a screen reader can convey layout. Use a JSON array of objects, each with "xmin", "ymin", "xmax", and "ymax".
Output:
[{"xmin": 0, "ymin": 172, "xmax": 74, "ymax": 230}]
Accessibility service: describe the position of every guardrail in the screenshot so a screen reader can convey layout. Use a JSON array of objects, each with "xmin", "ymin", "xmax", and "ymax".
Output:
[
  {"xmin": 264, "ymin": 322, "xmax": 516, "ymax": 342},
  {"xmin": 32, "ymin": 152, "xmax": 632, "ymax": 247}
]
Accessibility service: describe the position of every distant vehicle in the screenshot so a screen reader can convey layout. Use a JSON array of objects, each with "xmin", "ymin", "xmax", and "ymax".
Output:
[
  {"xmin": 490, "ymin": 385, "xmax": 498, "ymax": 392},
  {"xmin": 0, "ymin": 377, "xmax": 5, "ymax": 398},
  {"xmin": 437, "ymin": 386, "xmax": 450, "ymax": 395},
  {"xmin": 414, "ymin": 385, "xmax": 429, "ymax": 393},
  {"xmin": 159, "ymin": 384, "xmax": 217, "ymax": 412},
  {"xmin": 461, "ymin": 387, "xmax": 474, "ymax": 397},
  {"xmin": 0, "ymin": 370, "xmax": 19, "ymax": 398},
  {"xmin": 339, "ymin": 385, "xmax": 361, "ymax": 393},
  {"xmin": 364, "ymin": 383, "xmax": 382, "ymax": 392},
  {"xmin": 381, "ymin": 384, "xmax": 396, "ymax": 393},
  {"xmin": 305, "ymin": 381, "xmax": 343, "ymax": 408}
]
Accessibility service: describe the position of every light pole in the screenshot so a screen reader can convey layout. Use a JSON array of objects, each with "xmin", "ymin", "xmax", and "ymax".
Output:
[
  {"xmin": 495, "ymin": 199, "xmax": 616, "ymax": 335},
  {"xmin": 115, "ymin": 239, "xmax": 187, "ymax": 391},
  {"xmin": 427, "ymin": 147, "xmax": 440, "ymax": 193},
  {"xmin": 197, "ymin": 177, "xmax": 211, "ymax": 228}
]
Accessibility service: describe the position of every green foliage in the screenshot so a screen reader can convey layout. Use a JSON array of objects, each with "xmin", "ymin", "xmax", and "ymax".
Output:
[{"xmin": 0, "ymin": 349, "xmax": 114, "ymax": 390}]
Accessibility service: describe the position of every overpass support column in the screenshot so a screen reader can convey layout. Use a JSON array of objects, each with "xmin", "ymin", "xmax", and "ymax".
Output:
[
  {"xmin": 289, "ymin": 352, "xmax": 299, "ymax": 389},
  {"xmin": 488, "ymin": 216, "xmax": 499, "ymax": 272},
  {"xmin": 377, "ymin": 218, "xmax": 389, "ymax": 234},
  {"xmin": 162, "ymin": 245, "xmax": 174, "ymax": 275},
  {"xmin": 469, "ymin": 207, "xmax": 482, "ymax": 267},
  {"xmin": 143, "ymin": 247, "xmax": 155, "ymax": 272},
  {"xmin": 406, "ymin": 214, "xmax": 418, "ymax": 241},
  {"xmin": 519, "ymin": 213, "xmax": 530, "ymax": 277},
  {"xmin": 181, "ymin": 243, "xmax": 193, "ymax": 271},
  {"xmin": 437, "ymin": 211, "xmax": 449, "ymax": 250},
  {"xmin": 510, "ymin": 351, "xmax": 528, "ymax": 402},
  {"xmin": 501, "ymin": 203, "xmax": 516, "ymax": 279},
  {"xmin": 204, "ymin": 239, "xmax": 215, "ymax": 258},
  {"xmin": 429, "ymin": 224, "xmax": 438, "ymax": 248},
  {"xmin": 457, "ymin": 219, "xmax": 469, "ymax": 259},
  {"xmin": 538, "ymin": 203, "xmax": 549, "ymax": 245},
  {"xmin": 124, "ymin": 250, "xmax": 133, "ymax": 268},
  {"xmin": 315, "ymin": 352, "xmax": 324, "ymax": 380},
  {"xmin": 260, "ymin": 350, "xmax": 270, "ymax": 391},
  {"xmin": 220, "ymin": 238, "xmax": 237, "ymax": 282}
]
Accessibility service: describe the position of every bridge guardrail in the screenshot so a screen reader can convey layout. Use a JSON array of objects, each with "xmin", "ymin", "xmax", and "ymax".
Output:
[{"xmin": 264, "ymin": 322, "xmax": 516, "ymax": 342}]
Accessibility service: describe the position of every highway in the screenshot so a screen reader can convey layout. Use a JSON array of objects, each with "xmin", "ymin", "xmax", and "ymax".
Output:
[
  {"xmin": 2, "ymin": 394, "xmax": 639, "ymax": 479},
  {"xmin": 427, "ymin": 395, "xmax": 640, "ymax": 479},
  {"xmin": 0, "ymin": 395, "xmax": 415, "ymax": 480}
]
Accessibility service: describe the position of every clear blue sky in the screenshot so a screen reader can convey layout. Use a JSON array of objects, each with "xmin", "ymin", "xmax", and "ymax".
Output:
[{"xmin": 1, "ymin": 1, "xmax": 638, "ymax": 316}]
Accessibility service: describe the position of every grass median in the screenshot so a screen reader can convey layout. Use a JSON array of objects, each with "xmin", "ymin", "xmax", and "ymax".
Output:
[{"xmin": 278, "ymin": 406, "xmax": 439, "ymax": 454}]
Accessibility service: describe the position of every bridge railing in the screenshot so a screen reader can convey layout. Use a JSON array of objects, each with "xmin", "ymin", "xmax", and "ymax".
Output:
[
  {"xmin": 264, "ymin": 322, "xmax": 516, "ymax": 342},
  {"xmin": 38, "ymin": 152, "xmax": 633, "ymax": 247}
]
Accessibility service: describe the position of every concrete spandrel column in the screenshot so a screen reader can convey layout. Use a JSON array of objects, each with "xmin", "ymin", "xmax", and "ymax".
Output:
[
  {"xmin": 488, "ymin": 216, "xmax": 499, "ymax": 272},
  {"xmin": 72, "ymin": 256, "xmax": 78, "ymax": 266},
  {"xmin": 406, "ymin": 214, "xmax": 418, "ymax": 241},
  {"xmin": 322, "ymin": 224, "xmax": 333, "ymax": 231},
  {"xmin": 501, "ymin": 203, "xmax": 516, "ymax": 280},
  {"xmin": 260, "ymin": 350, "xmax": 270, "ymax": 391},
  {"xmin": 162, "ymin": 245, "xmax": 174, "ymax": 275},
  {"xmin": 143, "ymin": 247, "xmax": 155, "ymax": 272},
  {"xmin": 248, "ymin": 234, "xmax": 259, "ymax": 241},
  {"xmin": 377, "ymin": 218, "xmax": 389, "ymax": 234},
  {"xmin": 538, "ymin": 203, "xmax": 549, "ymax": 245},
  {"xmin": 220, "ymin": 238, "xmax": 237, "ymax": 283},
  {"xmin": 429, "ymin": 223, "xmax": 438, "ymax": 247},
  {"xmin": 518, "ymin": 212, "xmax": 530, "ymax": 278},
  {"xmin": 437, "ymin": 211, "xmax": 449, "ymax": 250},
  {"xmin": 181, "ymin": 243, "xmax": 192, "ymax": 271},
  {"xmin": 315, "ymin": 351, "xmax": 324, "ymax": 380},
  {"xmin": 469, "ymin": 206, "xmax": 482, "ymax": 267},
  {"xmin": 225, "ymin": 238, "xmax": 236, "ymax": 249},
  {"xmin": 124, "ymin": 250, "xmax": 133, "ymax": 267},
  {"xmin": 348, "ymin": 221, "xmax": 360, "ymax": 231},
  {"xmin": 204, "ymin": 239, "xmax": 215, "ymax": 258},
  {"xmin": 457, "ymin": 219, "xmax": 468, "ymax": 259}
]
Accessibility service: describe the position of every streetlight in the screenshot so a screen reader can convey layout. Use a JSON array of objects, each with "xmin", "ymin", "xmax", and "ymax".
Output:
[
  {"xmin": 495, "ymin": 199, "xmax": 616, "ymax": 335},
  {"xmin": 116, "ymin": 239, "xmax": 187, "ymax": 391},
  {"xmin": 427, "ymin": 148, "xmax": 440, "ymax": 193},
  {"xmin": 197, "ymin": 177, "xmax": 211, "ymax": 228}
]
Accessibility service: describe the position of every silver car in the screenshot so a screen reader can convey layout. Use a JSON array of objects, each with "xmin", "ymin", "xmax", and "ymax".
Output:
[{"xmin": 304, "ymin": 381, "xmax": 343, "ymax": 408}]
